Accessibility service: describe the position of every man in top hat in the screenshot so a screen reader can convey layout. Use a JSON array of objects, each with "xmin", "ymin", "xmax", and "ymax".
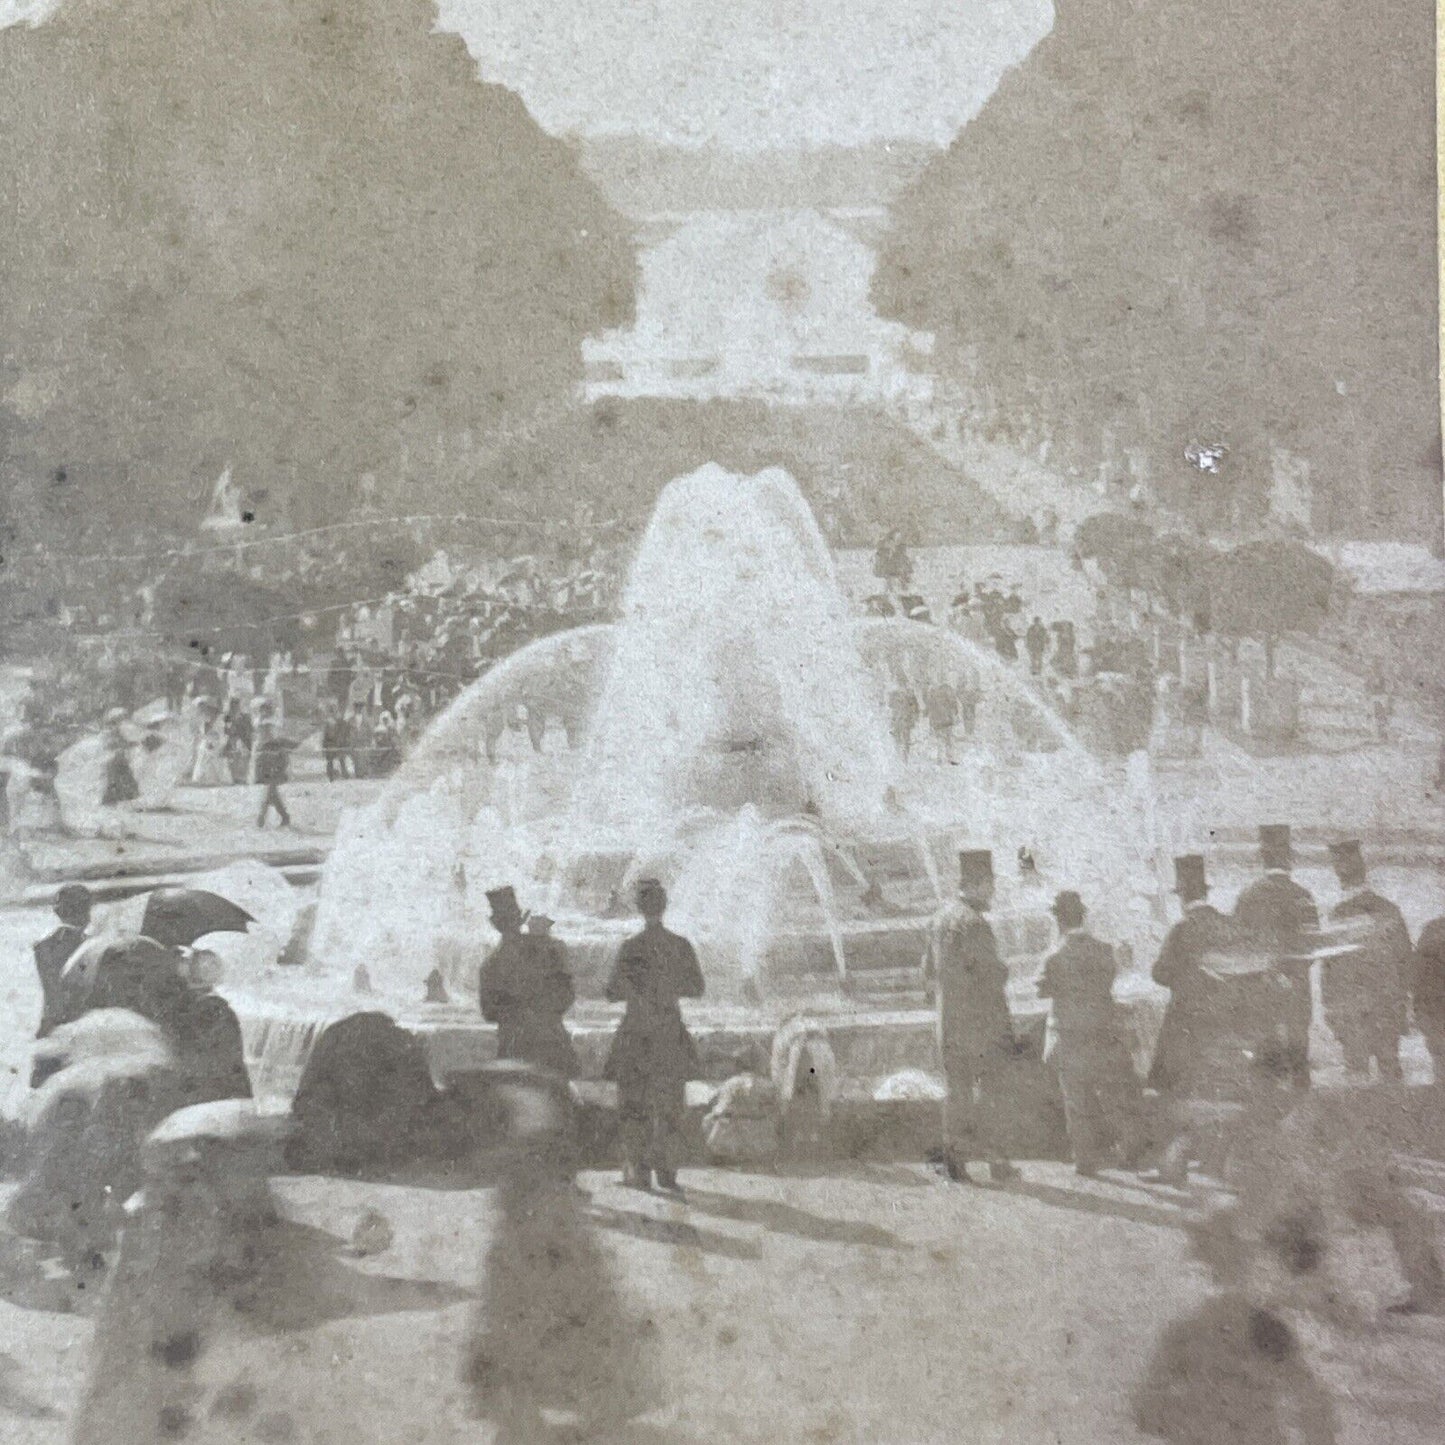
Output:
[
  {"xmin": 1320, "ymin": 841, "xmax": 1412, "ymax": 1082},
  {"xmin": 1233, "ymin": 825, "xmax": 1320, "ymax": 1091},
  {"xmin": 1148, "ymin": 855, "xmax": 1273, "ymax": 1185},
  {"xmin": 604, "ymin": 880, "xmax": 705, "ymax": 1192},
  {"xmin": 1038, "ymin": 891, "xmax": 1144, "ymax": 1175},
  {"xmin": 926, "ymin": 850, "xmax": 1020, "ymax": 1184},
  {"xmin": 478, "ymin": 887, "xmax": 577, "ymax": 1079}
]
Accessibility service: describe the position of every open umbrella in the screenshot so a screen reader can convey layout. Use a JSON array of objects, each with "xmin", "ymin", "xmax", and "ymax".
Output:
[{"xmin": 141, "ymin": 888, "xmax": 254, "ymax": 949}]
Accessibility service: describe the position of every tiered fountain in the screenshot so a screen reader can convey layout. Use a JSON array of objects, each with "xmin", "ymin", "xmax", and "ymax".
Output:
[{"xmin": 230, "ymin": 465, "xmax": 1156, "ymax": 1099}]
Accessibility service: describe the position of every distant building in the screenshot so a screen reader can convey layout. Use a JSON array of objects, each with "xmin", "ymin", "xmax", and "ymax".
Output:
[{"xmin": 578, "ymin": 142, "xmax": 936, "ymax": 408}]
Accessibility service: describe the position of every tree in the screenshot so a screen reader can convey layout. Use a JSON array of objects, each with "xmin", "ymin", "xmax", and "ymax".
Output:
[
  {"xmin": 1209, "ymin": 539, "xmax": 1336, "ymax": 678},
  {"xmin": 0, "ymin": 0, "xmax": 635, "ymax": 559},
  {"xmin": 873, "ymin": 0, "xmax": 1439, "ymax": 540}
]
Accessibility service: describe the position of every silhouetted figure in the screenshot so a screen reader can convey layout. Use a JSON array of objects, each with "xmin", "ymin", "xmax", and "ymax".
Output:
[
  {"xmin": 604, "ymin": 879, "xmax": 704, "ymax": 1192},
  {"xmin": 223, "ymin": 702, "xmax": 253, "ymax": 784},
  {"xmin": 478, "ymin": 890, "xmax": 578, "ymax": 1078},
  {"xmin": 31, "ymin": 883, "xmax": 92, "ymax": 1073},
  {"xmin": 321, "ymin": 706, "xmax": 353, "ymax": 781},
  {"xmin": 1321, "ymin": 840, "xmax": 1411, "ymax": 1082},
  {"xmin": 1149, "ymin": 855, "xmax": 1279, "ymax": 1186},
  {"xmin": 1133, "ymin": 1211, "xmax": 1339, "ymax": 1445},
  {"xmin": 462, "ymin": 1064, "xmax": 657, "ymax": 1442},
  {"xmin": 924, "ymin": 679, "xmax": 959, "ymax": 763},
  {"xmin": 889, "ymin": 685, "xmax": 921, "ymax": 759},
  {"xmin": 1233, "ymin": 824, "xmax": 1320, "ymax": 1090},
  {"xmin": 873, "ymin": 528, "xmax": 913, "ymax": 592},
  {"xmin": 1038, "ymin": 891, "xmax": 1144, "ymax": 1174},
  {"xmin": 100, "ymin": 709, "xmax": 139, "ymax": 807},
  {"xmin": 1050, "ymin": 619, "xmax": 1078, "ymax": 678},
  {"xmin": 1411, "ymin": 915, "xmax": 1445, "ymax": 1078},
  {"xmin": 254, "ymin": 720, "xmax": 294, "ymax": 828},
  {"xmin": 926, "ymin": 850, "xmax": 1020, "ymax": 1184},
  {"xmin": 1025, "ymin": 616, "xmax": 1049, "ymax": 675}
]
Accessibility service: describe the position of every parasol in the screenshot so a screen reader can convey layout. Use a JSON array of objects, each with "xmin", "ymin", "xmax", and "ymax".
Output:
[{"xmin": 141, "ymin": 888, "xmax": 255, "ymax": 948}]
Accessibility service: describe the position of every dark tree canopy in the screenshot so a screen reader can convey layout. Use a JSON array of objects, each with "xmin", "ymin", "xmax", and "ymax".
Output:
[
  {"xmin": 0, "ymin": 0, "xmax": 635, "ymax": 553},
  {"xmin": 874, "ymin": 0, "xmax": 1439, "ymax": 541}
]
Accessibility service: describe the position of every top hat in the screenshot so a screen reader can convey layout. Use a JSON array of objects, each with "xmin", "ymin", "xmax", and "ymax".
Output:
[
  {"xmin": 486, "ymin": 886, "xmax": 525, "ymax": 927},
  {"xmin": 1328, "ymin": 839, "xmax": 1366, "ymax": 886},
  {"xmin": 1258, "ymin": 824, "xmax": 1292, "ymax": 867},
  {"xmin": 958, "ymin": 850, "xmax": 994, "ymax": 894},
  {"xmin": 1173, "ymin": 854, "xmax": 1208, "ymax": 901},
  {"xmin": 1051, "ymin": 890, "xmax": 1086, "ymax": 930}
]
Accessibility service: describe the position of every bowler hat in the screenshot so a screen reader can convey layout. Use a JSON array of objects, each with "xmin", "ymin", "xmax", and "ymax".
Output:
[
  {"xmin": 958, "ymin": 850, "xmax": 994, "ymax": 893},
  {"xmin": 1328, "ymin": 840, "xmax": 1366, "ymax": 886},
  {"xmin": 1173, "ymin": 854, "xmax": 1208, "ymax": 901},
  {"xmin": 1051, "ymin": 890, "xmax": 1086, "ymax": 930},
  {"xmin": 486, "ymin": 886, "xmax": 525, "ymax": 927},
  {"xmin": 1258, "ymin": 824, "xmax": 1292, "ymax": 867}
]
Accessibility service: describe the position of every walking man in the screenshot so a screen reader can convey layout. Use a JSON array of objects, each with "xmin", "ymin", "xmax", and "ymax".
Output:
[
  {"xmin": 1233, "ymin": 824, "xmax": 1320, "ymax": 1090},
  {"xmin": 253, "ymin": 720, "xmax": 294, "ymax": 829},
  {"xmin": 1038, "ymin": 890, "xmax": 1144, "ymax": 1175},
  {"xmin": 478, "ymin": 890, "xmax": 577, "ymax": 1079},
  {"xmin": 927, "ymin": 849, "xmax": 1020, "ymax": 1184},
  {"xmin": 1321, "ymin": 840, "xmax": 1412, "ymax": 1082},
  {"xmin": 604, "ymin": 879, "xmax": 704, "ymax": 1192}
]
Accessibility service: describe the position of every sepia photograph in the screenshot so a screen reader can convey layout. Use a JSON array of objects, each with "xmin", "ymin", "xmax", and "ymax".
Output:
[{"xmin": 0, "ymin": 0, "xmax": 1440, "ymax": 1440}]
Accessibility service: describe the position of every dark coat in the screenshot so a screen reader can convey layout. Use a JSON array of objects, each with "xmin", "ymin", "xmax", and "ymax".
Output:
[
  {"xmin": 1412, "ymin": 917, "xmax": 1445, "ymax": 1036},
  {"xmin": 254, "ymin": 736, "xmax": 293, "ymax": 785},
  {"xmin": 603, "ymin": 925, "xmax": 704, "ymax": 1084},
  {"xmin": 1321, "ymin": 889, "xmax": 1412, "ymax": 1038},
  {"xmin": 101, "ymin": 746, "xmax": 139, "ymax": 806},
  {"xmin": 1234, "ymin": 872, "xmax": 1319, "ymax": 983},
  {"xmin": 1039, "ymin": 930, "xmax": 1129, "ymax": 1056},
  {"xmin": 34, "ymin": 923, "xmax": 86, "ymax": 1038},
  {"xmin": 1148, "ymin": 903, "xmax": 1269, "ymax": 1099},
  {"xmin": 928, "ymin": 901, "xmax": 1015, "ymax": 1078},
  {"xmin": 479, "ymin": 933, "xmax": 578, "ymax": 1077}
]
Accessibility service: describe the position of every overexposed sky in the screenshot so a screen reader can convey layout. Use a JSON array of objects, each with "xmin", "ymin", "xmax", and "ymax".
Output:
[
  {"xmin": 0, "ymin": 0, "xmax": 1054, "ymax": 152},
  {"xmin": 439, "ymin": 0, "xmax": 1053, "ymax": 151}
]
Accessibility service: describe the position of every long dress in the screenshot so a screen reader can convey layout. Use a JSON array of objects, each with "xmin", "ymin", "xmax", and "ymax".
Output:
[{"xmin": 190, "ymin": 723, "xmax": 229, "ymax": 786}]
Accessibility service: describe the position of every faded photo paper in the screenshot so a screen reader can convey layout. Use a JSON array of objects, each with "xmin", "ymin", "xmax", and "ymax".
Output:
[{"xmin": 0, "ymin": 0, "xmax": 1441, "ymax": 1440}]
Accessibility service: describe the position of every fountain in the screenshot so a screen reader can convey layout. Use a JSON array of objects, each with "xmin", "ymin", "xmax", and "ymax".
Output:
[{"xmin": 229, "ymin": 465, "xmax": 1155, "ymax": 1101}]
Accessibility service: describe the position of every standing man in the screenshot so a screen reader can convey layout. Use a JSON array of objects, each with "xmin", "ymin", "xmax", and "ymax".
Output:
[
  {"xmin": 253, "ymin": 719, "xmax": 294, "ymax": 830},
  {"xmin": 320, "ymin": 704, "xmax": 352, "ymax": 782},
  {"xmin": 1320, "ymin": 840, "xmax": 1412, "ymax": 1083},
  {"xmin": 1233, "ymin": 824, "xmax": 1320, "ymax": 1091},
  {"xmin": 924, "ymin": 676, "xmax": 960, "ymax": 764},
  {"xmin": 927, "ymin": 850, "xmax": 1020, "ymax": 1185},
  {"xmin": 478, "ymin": 890, "xmax": 577, "ymax": 1078},
  {"xmin": 1025, "ymin": 616, "xmax": 1050, "ymax": 676},
  {"xmin": 888, "ymin": 683, "xmax": 921, "ymax": 760},
  {"xmin": 1038, "ymin": 890, "xmax": 1144, "ymax": 1175},
  {"xmin": 604, "ymin": 879, "xmax": 704, "ymax": 1193}
]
